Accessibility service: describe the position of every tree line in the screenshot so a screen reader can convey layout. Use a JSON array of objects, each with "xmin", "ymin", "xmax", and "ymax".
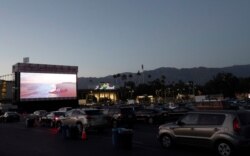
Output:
[{"xmin": 113, "ymin": 72, "xmax": 250, "ymax": 101}]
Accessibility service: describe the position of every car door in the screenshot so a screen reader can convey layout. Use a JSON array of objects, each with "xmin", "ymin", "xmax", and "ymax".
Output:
[
  {"xmin": 172, "ymin": 113, "xmax": 199, "ymax": 145},
  {"xmin": 62, "ymin": 110, "xmax": 75, "ymax": 125},
  {"xmin": 192, "ymin": 114, "xmax": 225, "ymax": 146},
  {"xmin": 71, "ymin": 110, "xmax": 82, "ymax": 123}
]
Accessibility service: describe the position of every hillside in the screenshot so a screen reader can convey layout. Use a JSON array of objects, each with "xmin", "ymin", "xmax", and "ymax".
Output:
[{"xmin": 78, "ymin": 64, "xmax": 250, "ymax": 89}]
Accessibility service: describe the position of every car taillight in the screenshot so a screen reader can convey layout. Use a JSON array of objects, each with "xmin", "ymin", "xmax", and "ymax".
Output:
[
  {"xmin": 233, "ymin": 118, "xmax": 240, "ymax": 133},
  {"xmin": 54, "ymin": 116, "xmax": 59, "ymax": 121}
]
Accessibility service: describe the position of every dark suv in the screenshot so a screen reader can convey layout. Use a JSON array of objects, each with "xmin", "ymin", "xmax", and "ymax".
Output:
[
  {"xmin": 135, "ymin": 108, "xmax": 168, "ymax": 124},
  {"xmin": 158, "ymin": 110, "xmax": 250, "ymax": 156},
  {"xmin": 104, "ymin": 107, "xmax": 136, "ymax": 128},
  {"xmin": 0, "ymin": 111, "xmax": 20, "ymax": 122}
]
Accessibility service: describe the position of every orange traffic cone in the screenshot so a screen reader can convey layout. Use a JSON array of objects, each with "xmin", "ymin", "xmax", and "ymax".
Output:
[
  {"xmin": 81, "ymin": 128, "xmax": 87, "ymax": 141},
  {"xmin": 50, "ymin": 127, "xmax": 59, "ymax": 135}
]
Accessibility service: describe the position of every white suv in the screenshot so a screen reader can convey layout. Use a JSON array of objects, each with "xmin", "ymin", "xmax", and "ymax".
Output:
[{"xmin": 61, "ymin": 108, "xmax": 108, "ymax": 133}]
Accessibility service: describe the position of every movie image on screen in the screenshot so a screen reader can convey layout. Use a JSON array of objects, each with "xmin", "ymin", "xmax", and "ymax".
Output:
[{"xmin": 20, "ymin": 73, "xmax": 77, "ymax": 100}]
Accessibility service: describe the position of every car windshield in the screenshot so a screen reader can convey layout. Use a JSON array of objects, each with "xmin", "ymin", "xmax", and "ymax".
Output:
[{"xmin": 53, "ymin": 112, "xmax": 65, "ymax": 116}]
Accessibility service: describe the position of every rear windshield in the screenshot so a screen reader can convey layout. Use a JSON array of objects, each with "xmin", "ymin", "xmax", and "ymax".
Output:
[
  {"xmin": 120, "ymin": 108, "xmax": 134, "ymax": 114},
  {"xmin": 238, "ymin": 112, "xmax": 250, "ymax": 125},
  {"xmin": 54, "ymin": 112, "xmax": 65, "ymax": 116},
  {"xmin": 85, "ymin": 110, "xmax": 102, "ymax": 115}
]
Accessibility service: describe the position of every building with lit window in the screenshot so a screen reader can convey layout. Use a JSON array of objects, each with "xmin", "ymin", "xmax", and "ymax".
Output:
[{"xmin": 78, "ymin": 82, "xmax": 118, "ymax": 104}]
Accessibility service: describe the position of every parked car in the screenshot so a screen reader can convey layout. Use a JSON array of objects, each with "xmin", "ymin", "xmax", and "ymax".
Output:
[
  {"xmin": 33, "ymin": 110, "xmax": 48, "ymax": 119},
  {"xmin": 58, "ymin": 107, "xmax": 72, "ymax": 112},
  {"xmin": 40, "ymin": 111, "xmax": 65, "ymax": 128},
  {"xmin": 0, "ymin": 111, "xmax": 20, "ymax": 122},
  {"xmin": 61, "ymin": 108, "xmax": 108, "ymax": 133},
  {"xmin": 135, "ymin": 108, "xmax": 168, "ymax": 124},
  {"xmin": 163, "ymin": 106, "xmax": 191, "ymax": 122},
  {"xmin": 103, "ymin": 107, "xmax": 136, "ymax": 128},
  {"xmin": 158, "ymin": 110, "xmax": 250, "ymax": 156},
  {"xmin": 23, "ymin": 110, "xmax": 48, "ymax": 127}
]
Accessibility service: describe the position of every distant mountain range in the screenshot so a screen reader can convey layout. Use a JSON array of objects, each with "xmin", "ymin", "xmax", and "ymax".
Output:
[{"xmin": 78, "ymin": 64, "xmax": 250, "ymax": 89}]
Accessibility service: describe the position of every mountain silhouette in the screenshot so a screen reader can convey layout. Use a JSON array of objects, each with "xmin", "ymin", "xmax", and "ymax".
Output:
[{"xmin": 78, "ymin": 64, "xmax": 250, "ymax": 89}]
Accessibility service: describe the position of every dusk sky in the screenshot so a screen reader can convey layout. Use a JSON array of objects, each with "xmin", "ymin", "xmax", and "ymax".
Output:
[{"xmin": 1, "ymin": 0, "xmax": 250, "ymax": 77}]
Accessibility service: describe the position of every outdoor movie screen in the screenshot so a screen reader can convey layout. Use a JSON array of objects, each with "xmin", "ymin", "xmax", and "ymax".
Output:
[{"xmin": 20, "ymin": 72, "xmax": 77, "ymax": 100}]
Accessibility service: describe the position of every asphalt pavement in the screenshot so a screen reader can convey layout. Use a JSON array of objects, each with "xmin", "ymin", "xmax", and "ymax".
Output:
[{"xmin": 0, "ymin": 122, "xmax": 230, "ymax": 156}]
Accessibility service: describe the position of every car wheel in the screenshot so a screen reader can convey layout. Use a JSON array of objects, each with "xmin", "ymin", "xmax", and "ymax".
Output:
[
  {"xmin": 160, "ymin": 134, "xmax": 173, "ymax": 149},
  {"xmin": 216, "ymin": 141, "xmax": 233, "ymax": 156}
]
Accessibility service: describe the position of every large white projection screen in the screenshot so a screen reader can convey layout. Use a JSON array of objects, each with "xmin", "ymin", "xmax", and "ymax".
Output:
[{"xmin": 20, "ymin": 73, "xmax": 77, "ymax": 100}]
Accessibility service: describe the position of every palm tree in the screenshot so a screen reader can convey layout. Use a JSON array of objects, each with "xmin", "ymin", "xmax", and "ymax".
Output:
[
  {"xmin": 121, "ymin": 74, "xmax": 127, "ymax": 83},
  {"xmin": 88, "ymin": 79, "xmax": 93, "ymax": 89},
  {"xmin": 128, "ymin": 73, "xmax": 133, "ymax": 79},
  {"xmin": 116, "ymin": 73, "xmax": 121, "ymax": 86},
  {"xmin": 89, "ymin": 79, "xmax": 93, "ymax": 83},
  {"xmin": 128, "ymin": 73, "xmax": 134, "ymax": 85},
  {"xmin": 147, "ymin": 74, "xmax": 152, "ymax": 84},
  {"xmin": 136, "ymin": 70, "xmax": 141, "ymax": 85},
  {"xmin": 116, "ymin": 73, "xmax": 121, "ymax": 78},
  {"xmin": 161, "ymin": 75, "xmax": 166, "ymax": 85},
  {"xmin": 113, "ymin": 74, "xmax": 117, "ymax": 85}
]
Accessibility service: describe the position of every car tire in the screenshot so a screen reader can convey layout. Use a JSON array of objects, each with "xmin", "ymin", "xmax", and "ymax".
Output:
[
  {"xmin": 216, "ymin": 141, "xmax": 234, "ymax": 156},
  {"xmin": 160, "ymin": 134, "xmax": 173, "ymax": 149}
]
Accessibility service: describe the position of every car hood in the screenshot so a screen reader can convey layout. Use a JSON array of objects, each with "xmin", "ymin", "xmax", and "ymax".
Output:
[{"xmin": 159, "ymin": 122, "xmax": 178, "ymax": 129}]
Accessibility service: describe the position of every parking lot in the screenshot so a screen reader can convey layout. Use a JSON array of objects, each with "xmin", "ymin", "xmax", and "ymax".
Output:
[{"xmin": 0, "ymin": 120, "xmax": 230, "ymax": 156}]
